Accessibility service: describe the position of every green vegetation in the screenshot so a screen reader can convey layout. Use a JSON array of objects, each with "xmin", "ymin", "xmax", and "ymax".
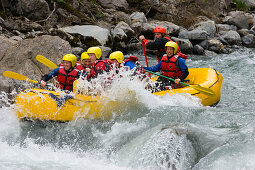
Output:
[
  {"xmin": 203, "ymin": 0, "xmax": 210, "ymax": 5},
  {"xmin": 232, "ymin": 0, "xmax": 249, "ymax": 11},
  {"xmin": 90, "ymin": 0, "xmax": 99, "ymax": 6}
]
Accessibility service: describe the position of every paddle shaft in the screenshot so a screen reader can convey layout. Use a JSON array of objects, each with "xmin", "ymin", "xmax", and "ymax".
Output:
[
  {"xmin": 144, "ymin": 70, "xmax": 189, "ymax": 86},
  {"xmin": 142, "ymin": 42, "xmax": 149, "ymax": 67}
]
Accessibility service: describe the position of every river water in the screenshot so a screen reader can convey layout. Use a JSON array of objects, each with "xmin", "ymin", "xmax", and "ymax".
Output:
[{"xmin": 0, "ymin": 48, "xmax": 254, "ymax": 170}]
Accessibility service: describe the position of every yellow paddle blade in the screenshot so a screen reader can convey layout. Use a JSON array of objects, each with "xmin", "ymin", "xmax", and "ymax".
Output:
[
  {"xmin": 3, "ymin": 71, "xmax": 39, "ymax": 84},
  {"xmin": 36, "ymin": 55, "xmax": 58, "ymax": 69},
  {"xmin": 190, "ymin": 85, "xmax": 215, "ymax": 96}
]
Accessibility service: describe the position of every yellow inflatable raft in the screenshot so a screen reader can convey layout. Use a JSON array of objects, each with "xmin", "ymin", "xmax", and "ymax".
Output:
[
  {"xmin": 15, "ymin": 89, "xmax": 120, "ymax": 121},
  {"xmin": 152, "ymin": 68, "xmax": 223, "ymax": 106},
  {"xmin": 15, "ymin": 68, "xmax": 222, "ymax": 121}
]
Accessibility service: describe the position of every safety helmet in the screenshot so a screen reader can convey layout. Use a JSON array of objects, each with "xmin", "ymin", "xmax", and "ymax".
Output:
[
  {"xmin": 62, "ymin": 54, "xmax": 77, "ymax": 67},
  {"xmin": 87, "ymin": 47, "xmax": 102, "ymax": 59},
  {"xmin": 81, "ymin": 52, "xmax": 89, "ymax": 63},
  {"xmin": 165, "ymin": 41, "xmax": 178, "ymax": 54},
  {"xmin": 109, "ymin": 51, "xmax": 124, "ymax": 63},
  {"xmin": 154, "ymin": 26, "xmax": 166, "ymax": 34}
]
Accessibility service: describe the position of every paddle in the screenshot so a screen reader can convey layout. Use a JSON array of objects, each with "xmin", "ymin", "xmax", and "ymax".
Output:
[
  {"xmin": 2, "ymin": 70, "xmax": 91, "ymax": 103},
  {"xmin": 142, "ymin": 42, "xmax": 149, "ymax": 67},
  {"xmin": 144, "ymin": 70, "xmax": 215, "ymax": 96},
  {"xmin": 36, "ymin": 55, "xmax": 58, "ymax": 69}
]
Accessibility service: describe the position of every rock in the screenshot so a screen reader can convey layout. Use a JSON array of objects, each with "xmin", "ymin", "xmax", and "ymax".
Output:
[
  {"xmin": 0, "ymin": 36, "xmax": 18, "ymax": 60},
  {"xmin": 130, "ymin": 12, "xmax": 147, "ymax": 23},
  {"xmin": 193, "ymin": 44, "xmax": 205, "ymax": 55},
  {"xmin": 112, "ymin": 27, "xmax": 127, "ymax": 42},
  {"xmin": 243, "ymin": 0, "xmax": 255, "ymax": 8},
  {"xmin": 100, "ymin": 46, "xmax": 112, "ymax": 58},
  {"xmin": 0, "ymin": 35, "xmax": 72, "ymax": 93},
  {"xmin": 171, "ymin": 37, "xmax": 193, "ymax": 54},
  {"xmin": 127, "ymin": 42, "xmax": 141, "ymax": 51},
  {"xmin": 4, "ymin": 18, "xmax": 43, "ymax": 33},
  {"xmin": 207, "ymin": 39, "xmax": 224, "ymax": 53},
  {"xmin": 98, "ymin": 0, "xmax": 129, "ymax": 9},
  {"xmin": 3, "ymin": 0, "xmax": 50, "ymax": 20},
  {"xmin": 242, "ymin": 34, "xmax": 255, "ymax": 48},
  {"xmin": 220, "ymin": 30, "xmax": 242, "ymax": 45},
  {"xmin": 192, "ymin": 20, "xmax": 216, "ymax": 38},
  {"xmin": 204, "ymin": 50, "xmax": 218, "ymax": 56},
  {"xmin": 216, "ymin": 24, "xmax": 237, "ymax": 32},
  {"xmin": 59, "ymin": 25, "xmax": 112, "ymax": 47},
  {"xmin": 223, "ymin": 11, "xmax": 253, "ymax": 30},
  {"xmin": 115, "ymin": 21, "xmax": 135, "ymax": 38},
  {"xmin": 146, "ymin": 20, "xmax": 180, "ymax": 36},
  {"xmin": 178, "ymin": 30, "xmax": 208, "ymax": 41},
  {"xmin": 238, "ymin": 29, "xmax": 251, "ymax": 37},
  {"xmin": 72, "ymin": 47, "xmax": 84, "ymax": 59},
  {"xmin": 9, "ymin": 36, "xmax": 23, "ymax": 42}
]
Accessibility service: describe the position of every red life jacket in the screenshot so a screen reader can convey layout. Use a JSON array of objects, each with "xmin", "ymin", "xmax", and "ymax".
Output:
[
  {"xmin": 57, "ymin": 66, "xmax": 79, "ymax": 91},
  {"xmin": 159, "ymin": 37, "xmax": 187, "ymax": 61},
  {"xmin": 161, "ymin": 54, "xmax": 182, "ymax": 78},
  {"xmin": 75, "ymin": 61, "xmax": 85, "ymax": 71},
  {"xmin": 89, "ymin": 60, "xmax": 111, "ymax": 78}
]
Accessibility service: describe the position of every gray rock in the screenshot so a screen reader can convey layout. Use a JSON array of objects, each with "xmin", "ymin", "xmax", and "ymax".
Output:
[
  {"xmin": 238, "ymin": 29, "xmax": 251, "ymax": 37},
  {"xmin": 0, "ymin": 36, "xmax": 18, "ymax": 60},
  {"xmin": 72, "ymin": 47, "xmax": 84, "ymax": 59},
  {"xmin": 207, "ymin": 39, "xmax": 224, "ymax": 53},
  {"xmin": 4, "ymin": 0, "xmax": 50, "ymax": 20},
  {"xmin": 10, "ymin": 36, "xmax": 23, "ymax": 42},
  {"xmin": 179, "ymin": 30, "xmax": 208, "ymax": 41},
  {"xmin": 243, "ymin": 0, "xmax": 255, "ymax": 8},
  {"xmin": 192, "ymin": 20, "xmax": 216, "ymax": 38},
  {"xmin": 216, "ymin": 24, "xmax": 237, "ymax": 32},
  {"xmin": 223, "ymin": 11, "xmax": 253, "ymax": 29},
  {"xmin": 4, "ymin": 18, "xmax": 43, "ymax": 32},
  {"xmin": 98, "ymin": 0, "xmax": 129, "ymax": 9},
  {"xmin": 0, "ymin": 35, "xmax": 72, "ymax": 93},
  {"xmin": 100, "ymin": 46, "xmax": 112, "ymax": 58},
  {"xmin": 130, "ymin": 12, "xmax": 147, "ymax": 23},
  {"xmin": 193, "ymin": 45, "xmax": 205, "ymax": 55},
  {"xmin": 242, "ymin": 34, "xmax": 255, "ymax": 48},
  {"xmin": 115, "ymin": 21, "xmax": 135, "ymax": 38},
  {"xmin": 145, "ymin": 20, "xmax": 180, "ymax": 35},
  {"xmin": 171, "ymin": 37, "xmax": 193, "ymax": 54},
  {"xmin": 204, "ymin": 50, "xmax": 218, "ymax": 56},
  {"xmin": 220, "ymin": 30, "xmax": 242, "ymax": 45},
  {"xmin": 59, "ymin": 25, "xmax": 112, "ymax": 47},
  {"xmin": 112, "ymin": 27, "xmax": 127, "ymax": 42}
]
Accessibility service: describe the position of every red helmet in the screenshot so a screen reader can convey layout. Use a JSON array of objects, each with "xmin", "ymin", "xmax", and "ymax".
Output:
[{"xmin": 154, "ymin": 26, "xmax": 166, "ymax": 34}]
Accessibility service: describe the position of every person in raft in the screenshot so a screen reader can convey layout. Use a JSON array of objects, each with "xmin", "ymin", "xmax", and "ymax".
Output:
[
  {"xmin": 143, "ymin": 41, "xmax": 189, "ymax": 90},
  {"xmin": 40, "ymin": 54, "xmax": 80, "ymax": 91},
  {"xmin": 108, "ymin": 51, "xmax": 145, "ymax": 76},
  {"xmin": 139, "ymin": 26, "xmax": 187, "ymax": 63},
  {"xmin": 85, "ymin": 47, "xmax": 112, "ymax": 80},
  {"xmin": 75, "ymin": 52, "xmax": 92, "ymax": 72}
]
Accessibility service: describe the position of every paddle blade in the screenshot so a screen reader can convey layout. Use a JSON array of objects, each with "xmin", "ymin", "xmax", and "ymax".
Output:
[
  {"xmin": 3, "ymin": 71, "xmax": 39, "ymax": 84},
  {"xmin": 190, "ymin": 85, "xmax": 215, "ymax": 96},
  {"xmin": 36, "ymin": 55, "xmax": 58, "ymax": 69}
]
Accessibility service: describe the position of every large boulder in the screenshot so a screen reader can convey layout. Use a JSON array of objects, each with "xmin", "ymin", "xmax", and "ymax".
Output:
[
  {"xmin": 0, "ymin": 36, "xmax": 18, "ymax": 61},
  {"xmin": 223, "ymin": 11, "xmax": 253, "ymax": 30},
  {"xmin": 192, "ymin": 20, "xmax": 216, "ymax": 38},
  {"xmin": 242, "ymin": 34, "xmax": 255, "ymax": 48},
  {"xmin": 59, "ymin": 25, "xmax": 112, "ymax": 47},
  {"xmin": 2, "ymin": 0, "xmax": 50, "ymax": 20},
  {"xmin": 220, "ymin": 30, "xmax": 242, "ymax": 45},
  {"xmin": 0, "ymin": 35, "xmax": 72, "ymax": 93}
]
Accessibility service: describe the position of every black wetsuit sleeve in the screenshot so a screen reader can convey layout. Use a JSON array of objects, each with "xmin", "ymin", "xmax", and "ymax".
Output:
[{"xmin": 179, "ymin": 70, "xmax": 189, "ymax": 81}]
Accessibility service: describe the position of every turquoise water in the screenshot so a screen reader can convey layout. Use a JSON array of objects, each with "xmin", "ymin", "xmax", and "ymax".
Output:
[{"xmin": 0, "ymin": 48, "xmax": 254, "ymax": 169}]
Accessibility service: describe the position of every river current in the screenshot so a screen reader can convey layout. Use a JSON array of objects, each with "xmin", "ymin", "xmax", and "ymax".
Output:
[{"xmin": 0, "ymin": 48, "xmax": 254, "ymax": 170}]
